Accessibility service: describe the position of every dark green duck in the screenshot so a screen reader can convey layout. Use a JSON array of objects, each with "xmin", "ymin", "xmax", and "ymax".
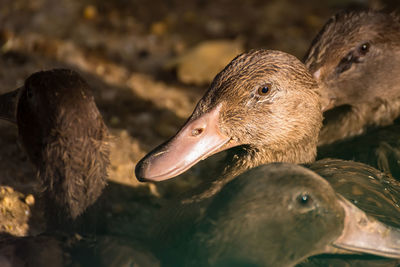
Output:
[
  {"xmin": 155, "ymin": 163, "xmax": 400, "ymax": 267},
  {"xmin": 0, "ymin": 69, "xmax": 109, "ymax": 222},
  {"xmin": 304, "ymin": 10, "xmax": 400, "ymax": 178}
]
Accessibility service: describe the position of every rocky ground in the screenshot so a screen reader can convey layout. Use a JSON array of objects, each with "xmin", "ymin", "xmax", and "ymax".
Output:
[{"xmin": 0, "ymin": 0, "xmax": 399, "ymax": 265}]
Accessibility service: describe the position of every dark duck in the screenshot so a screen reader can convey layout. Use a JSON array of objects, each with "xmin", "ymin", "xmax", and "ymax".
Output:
[
  {"xmin": 304, "ymin": 10, "xmax": 400, "ymax": 177},
  {"xmin": 0, "ymin": 69, "xmax": 109, "ymax": 222},
  {"xmin": 158, "ymin": 162, "xmax": 400, "ymax": 266}
]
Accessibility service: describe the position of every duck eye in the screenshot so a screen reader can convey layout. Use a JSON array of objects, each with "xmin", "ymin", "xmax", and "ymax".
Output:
[
  {"xmin": 359, "ymin": 42, "xmax": 370, "ymax": 55},
  {"xmin": 257, "ymin": 84, "xmax": 271, "ymax": 96},
  {"xmin": 335, "ymin": 42, "xmax": 370, "ymax": 74},
  {"xmin": 297, "ymin": 193, "xmax": 311, "ymax": 206}
]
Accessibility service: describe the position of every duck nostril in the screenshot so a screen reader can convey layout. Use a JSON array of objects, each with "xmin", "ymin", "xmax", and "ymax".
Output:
[{"xmin": 191, "ymin": 128, "xmax": 204, "ymax": 136}]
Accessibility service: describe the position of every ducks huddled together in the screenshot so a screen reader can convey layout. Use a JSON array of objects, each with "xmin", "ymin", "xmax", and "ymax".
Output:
[{"xmin": 1, "ymin": 8, "xmax": 400, "ymax": 267}]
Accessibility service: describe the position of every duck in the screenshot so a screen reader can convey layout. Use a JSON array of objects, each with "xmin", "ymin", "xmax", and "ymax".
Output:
[
  {"xmin": 155, "ymin": 162, "xmax": 400, "ymax": 267},
  {"xmin": 0, "ymin": 69, "xmax": 110, "ymax": 223},
  {"xmin": 303, "ymin": 10, "xmax": 400, "ymax": 177},
  {"xmin": 136, "ymin": 49, "xmax": 322, "ymax": 187}
]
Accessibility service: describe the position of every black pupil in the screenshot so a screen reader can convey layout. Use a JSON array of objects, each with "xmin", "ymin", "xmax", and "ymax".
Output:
[
  {"xmin": 261, "ymin": 87, "xmax": 269, "ymax": 94},
  {"xmin": 299, "ymin": 194, "xmax": 309, "ymax": 204},
  {"xmin": 360, "ymin": 43, "xmax": 369, "ymax": 54}
]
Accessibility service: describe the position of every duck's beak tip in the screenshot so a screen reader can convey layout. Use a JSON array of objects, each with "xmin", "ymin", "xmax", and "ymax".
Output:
[
  {"xmin": 331, "ymin": 196, "xmax": 400, "ymax": 259},
  {"xmin": 134, "ymin": 159, "xmax": 153, "ymax": 182}
]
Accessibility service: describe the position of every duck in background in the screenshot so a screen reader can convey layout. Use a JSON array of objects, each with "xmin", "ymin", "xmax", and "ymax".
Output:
[
  {"xmin": 304, "ymin": 10, "xmax": 400, "ymax": 177},
  {"xmin": 156, "ymin": 163, "xmax": 400, "ymax": 266},
  {"xmin": 0, "ymin": 69, "xmax": 110, "ymax": 226}
]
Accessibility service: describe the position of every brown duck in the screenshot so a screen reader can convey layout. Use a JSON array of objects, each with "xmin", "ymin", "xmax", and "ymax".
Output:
[
  {"xmin": 136, "ymin": 49, "xmax": 321, "ymax": 186},
  {"xmin": 0, "ymin": 69, "xmax": 109, "ymax": 222},
  {"xmin": 304, "ymin": 10, "xmax": 400, "ymax": 177}
]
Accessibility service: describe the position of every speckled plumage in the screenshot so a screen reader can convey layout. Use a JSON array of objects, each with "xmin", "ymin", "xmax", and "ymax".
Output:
[
  {"xmin": 205, "ymin": 50, "xmax": 321, "ymax": 164},
  {"xmin": 187, "ymin": 50, "xmax": 322, "ymax": 200}
]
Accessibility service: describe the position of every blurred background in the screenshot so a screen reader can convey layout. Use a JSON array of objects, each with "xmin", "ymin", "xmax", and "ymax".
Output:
[{"xmin": 0, "ymin": 0, "xmax": 399, "ymax": 239}]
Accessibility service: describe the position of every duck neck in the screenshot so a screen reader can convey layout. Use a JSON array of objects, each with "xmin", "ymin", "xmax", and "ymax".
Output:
[
  {"xmin": 319, "ymin": 97, "xmax": 400, "ymax": 145},
  {"xmin": 224, "ymin": 141, "xmax": 317, "ymax": 177},
  {"xmin": 185, "ymin": 140, "xmax": 317, "ymax": 203}
]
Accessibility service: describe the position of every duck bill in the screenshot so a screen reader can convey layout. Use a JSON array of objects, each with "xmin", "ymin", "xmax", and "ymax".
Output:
[
  {"xmin": 0, "ymin": 87, "xmax": 20, "ymax": 123},
  {"xmin": 135, "ymin": 103, "xmax": 233, "ymax": 182},
  {"xmin": 330, "ymin": 196, "xmax": 400, "ymax": 259}
]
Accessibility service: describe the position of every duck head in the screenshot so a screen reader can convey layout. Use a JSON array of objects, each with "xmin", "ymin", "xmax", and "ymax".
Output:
[
  {"xmin": 0, "ymin": 69, "xmax": 109, "ymax": 219},
  {"xmin": 190, "ymin": 163, "xmax": 400, "ymax": 266},
  {"xmin": 136, "ymin": 49, "xmax": 322, "ymax": 182},
  {"xmin": 305, "ymin": 10, "xmax": 400, "ymax": 112}
]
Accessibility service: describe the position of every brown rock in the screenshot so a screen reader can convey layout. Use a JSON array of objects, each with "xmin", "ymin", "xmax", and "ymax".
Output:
[{"xmin": 171, "ymin": 39, "xmax": 244, "ymax": 85}]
